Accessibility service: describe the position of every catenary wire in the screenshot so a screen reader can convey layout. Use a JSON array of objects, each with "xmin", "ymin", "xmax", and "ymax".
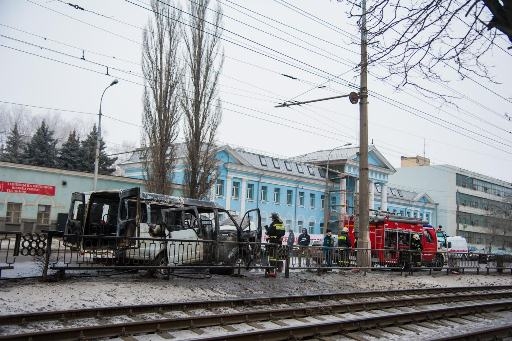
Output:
[{"xmin": 11, "ymin": 0, "xmax": 512, "ymax": 158}]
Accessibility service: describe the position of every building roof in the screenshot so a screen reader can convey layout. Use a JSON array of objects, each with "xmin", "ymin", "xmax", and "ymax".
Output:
[
  {"xmin": 294, "ymin": 145, "xmax": 396, "ymax": 174},
  {"xmin": 294, "ymin": 146, "xmax": 360, "ymax": 163},
  {"xmin": 229, "ymin": 147, "xmax": 325, "ymax": 180}
]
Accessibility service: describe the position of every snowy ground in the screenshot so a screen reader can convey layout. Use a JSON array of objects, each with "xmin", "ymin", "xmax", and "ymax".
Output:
[{"xmin": 1, "ymin": 269, "xmax": 512, "ymax": 315}]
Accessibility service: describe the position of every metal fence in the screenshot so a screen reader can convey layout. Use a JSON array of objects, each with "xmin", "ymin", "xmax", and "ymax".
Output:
[{"xmin": 1, "ymin": 231, "xmax": 511, "ymax": 279}]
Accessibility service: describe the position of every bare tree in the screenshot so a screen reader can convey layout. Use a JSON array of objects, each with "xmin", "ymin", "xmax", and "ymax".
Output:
[
  {"xmin": 181, "ymin": 0, "xmax": 223, "ymax": 199},
  {"xmin": 349, "ymin": 0, "xmax": 512, "ymax": 92},
  {"xmin": 141, "ymin": 0, "xmax": 182, "ymax": 194}
]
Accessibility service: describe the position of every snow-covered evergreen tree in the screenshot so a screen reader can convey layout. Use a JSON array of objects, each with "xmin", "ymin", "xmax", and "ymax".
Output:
[
  {"xmin": 1, "ymin": 123, "xmax": 25, "ymax": 164},
  {"xmin": 57, "ymin": 130, "xmax": 81, "ymax": 171},
  {"xmin": 23, "ymin": 120, "xmax": 57, "ymax": 167}
]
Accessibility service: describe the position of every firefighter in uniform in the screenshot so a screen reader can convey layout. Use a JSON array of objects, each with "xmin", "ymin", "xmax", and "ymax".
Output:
[
  {"xmin": 411, "ymin": 233, "xmax": 423, "ymax": 269},
  {"xmin": 337, "ymin": 226, "xmax": 350, "ymax": 266},
  {"xmin": 265, "ymin": 212, "xmax": 285, "ymax": 276}
]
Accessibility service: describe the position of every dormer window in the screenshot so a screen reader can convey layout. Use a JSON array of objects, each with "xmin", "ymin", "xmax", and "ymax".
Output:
[
  {"xmin": 296, "ymin": 164, "xmax": 304, "ymax": 173},
  {"xmin": 307, "ymin": 165, "xmax": 315, "ymax": 176},
  {"xmin": 259, "ymin": 155, "xmax": 267, "ymax": 166},
  {"xmin": 272, "ymin": 158, "xmax": 280, "ymax": 169},
  {"xmin": 284, "ymin": 161, "xmax": 292, "ymax": 171}
]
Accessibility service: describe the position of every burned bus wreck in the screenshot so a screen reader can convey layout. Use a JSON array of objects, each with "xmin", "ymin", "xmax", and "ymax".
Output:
[{"xmin": 64, "ymin": 187, "xmax": 262, "ymax": 271}]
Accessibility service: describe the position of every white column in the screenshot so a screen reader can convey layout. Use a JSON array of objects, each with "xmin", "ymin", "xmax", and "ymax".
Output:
[
  {"xmin": 381, "ymin": 183, "xmax": 388, "ymax": 212},
  {"xmin": 210, "ymin": 182, "xmax": 216, "ymax": 201},
  {"xmin": 368, "ymin": 180, "xmax": 374, "ymax": 212},
  {"xmin": 225, "ymin": 175, "xmax": 232, "ymax": 210},
  {"xmin": 240, "ymin": 178, "xmax": 247, "ymax": 214}
]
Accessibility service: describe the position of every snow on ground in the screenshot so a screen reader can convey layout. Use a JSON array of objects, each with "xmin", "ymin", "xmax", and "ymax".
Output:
[{"xmin": 1, "ymin": 269, "xmax": 511, "ymax": 315}]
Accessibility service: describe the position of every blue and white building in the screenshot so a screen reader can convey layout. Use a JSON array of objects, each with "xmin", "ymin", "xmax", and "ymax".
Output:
[{"xmin": 119, "ymin": 144, "xmax": 438, "ymax": 233}]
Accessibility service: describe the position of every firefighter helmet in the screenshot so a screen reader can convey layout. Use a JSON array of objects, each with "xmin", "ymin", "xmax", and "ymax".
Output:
[
  {"xmin": 413, "ymin": 234, "xmax": 420, "ymax": 240},
  {"xmin": 271, "ymin": 212, "xmax": 279, "ymax": 220}
]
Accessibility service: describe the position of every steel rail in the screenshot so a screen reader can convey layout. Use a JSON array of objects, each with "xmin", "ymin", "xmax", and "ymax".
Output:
[
  {"xmin": 198, "ymin": 300, "xmax": 512, "ymax": 341},
  {"xmin": 1, "ymin": 285, "xmax": 511, "ymax": 325},
  {"xmin": 432, "ymin": 323, "xmax": 512, "ymax": 340},
  {"xmin": 2, "ymin": 290, "xmax": 512, "ymax": 340}
]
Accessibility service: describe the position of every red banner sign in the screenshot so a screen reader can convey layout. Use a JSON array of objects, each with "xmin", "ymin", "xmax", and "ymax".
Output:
[{"xmin": 0, "ymin": 181, "xmax": 55, "ymax": 196}]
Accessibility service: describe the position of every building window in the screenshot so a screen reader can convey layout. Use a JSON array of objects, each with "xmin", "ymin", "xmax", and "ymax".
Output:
[
  {"xmin": 425, "ymin": 212, "xmax": 430, "ymax": 222},
  {"xmin": 296, "ymin": 164, "xmax": 304, "ymax": 173},
  {"xmin": 259, "ymin": 155, "xmax": 267, "ymax": 166},
  {"xmin": 6, "ymin": 202, "xmax": 22, "ymax": 224},
  {"xmin": 286, "ymin": 190, "xmax": 293, "ymax": 205},
  {"xmin": 298, "ymin": 191, "xmax": 305, "ymax": 206},
  {"xmin": 286, "ymin": 219, "xmax": 292, "ymax": 231},
  {"xmin": 247, "ymin": 183, "xmax": 254, "ymax": 200},
  {"xmin": 330, "ymin": 196, "xmax": 336, "ymax": 209},
  {"xmin": 284, "ymin": 161, "xmax": 293, "ymax": 171},
  {"xmin": 274, "ymin": 188, "xmax": 281, "ymax": 204},
  {"xmin": 308, "ymin": 221, "xmax": 315, "ymax": 234},
  {"xmin": 321, "ymin": 195, "xmax": 325, "ymax": 209},
  {"xmin": 260, "ymin": 186, "xmax": 268, "ymax": 202},
  {"xmin": 37, "ymin": 205, "xmax": 51, "ymax": 225},
  {"xmin": 375, "ymin": 183, "xmax": 382, "ymax": 193},
  {"xmin": 310, "ymin": 193, "xmax": 315, "ymax": 208},
  {"xmin": 298, "ymin": 220, "xmax": 304, "ymax": 231},
  {"xmin": 232, "ymin": 181, "xmax": 240, "ymax": 199},
  {"xmin": 307, "ymin": 165, "xmax": 315, "ymax": 176},
  {"xmin": 272, "ymin": 158, "xmax": 280, "ymax": 168},
  {"xmin": 215, "ymin": 179, "xmax": 225, "ymax": 197}
]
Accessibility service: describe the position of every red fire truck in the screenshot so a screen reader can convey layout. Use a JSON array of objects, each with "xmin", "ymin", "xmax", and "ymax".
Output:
[{"xmin": 344, "ymin": 215, "xmax": 442, "ymax": 268}]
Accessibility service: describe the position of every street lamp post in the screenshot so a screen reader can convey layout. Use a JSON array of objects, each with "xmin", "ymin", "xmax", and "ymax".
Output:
[
  {"xmin": 323, "ymin": 143, "xmax": 352, "ymax": 232},
  {"xmin": 93, "ymin": 79, "xmax": 118, "ymax": 190}
]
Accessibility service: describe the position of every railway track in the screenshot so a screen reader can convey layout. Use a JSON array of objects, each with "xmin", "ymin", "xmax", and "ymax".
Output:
[{"xmin": 1, "ymin": 285, "xmax": 512, "ymax": 340}]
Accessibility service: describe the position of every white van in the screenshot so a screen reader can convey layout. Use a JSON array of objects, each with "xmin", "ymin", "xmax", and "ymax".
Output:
[{"xmin": 446, "ymin": 236, "xmax": 469, "ymax": 258}]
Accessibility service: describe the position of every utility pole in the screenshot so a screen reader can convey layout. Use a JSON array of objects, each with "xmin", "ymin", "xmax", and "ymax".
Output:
[{"xmin": 357, "ymin": 0, "xmax": 370, "ymax": 268}]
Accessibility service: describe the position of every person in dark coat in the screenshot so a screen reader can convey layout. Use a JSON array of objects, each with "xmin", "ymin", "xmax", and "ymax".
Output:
[
  {"xmin": 286, "ymin": 229, "xmax": 295, "ymax": 257},
  {"xmin": 297, "ymin": 228, "xmax": 310, "ymax": 267},
  {"xmin": 323, "ymin": 229, "xmax": 334, "ymax": 267}
]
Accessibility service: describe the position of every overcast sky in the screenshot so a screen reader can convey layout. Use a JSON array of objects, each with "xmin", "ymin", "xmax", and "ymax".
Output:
[{"xmin": 1, "ymin": 0, "xmax": 511, "ymax": 185}]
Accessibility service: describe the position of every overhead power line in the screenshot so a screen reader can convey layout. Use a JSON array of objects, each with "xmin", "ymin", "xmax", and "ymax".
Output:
[{"xmin": 11, "ymin": 0, "xmax": 512, "ymax": 157}]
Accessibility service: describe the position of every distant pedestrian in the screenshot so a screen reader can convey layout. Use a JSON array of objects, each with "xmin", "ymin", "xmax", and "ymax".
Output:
[
  {"xmin": 323, "ymin": 229, "xmax": 334, "ymax": 267},
  {"xmin": 287, "ymin": 229, "xmax": 295, "ymax": 246},
  {"xmin": 297, "ymin": 228, "xmax": 311, "ymax": 267},
  {"xmin": 287, "ymin": 229, "xmax": 295, "ymax": 258}
]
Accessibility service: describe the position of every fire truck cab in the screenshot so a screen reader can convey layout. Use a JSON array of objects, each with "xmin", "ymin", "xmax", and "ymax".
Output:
[{"xmin": 345, "ymin": 215, "xmax": 441, "ymax": 268}]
